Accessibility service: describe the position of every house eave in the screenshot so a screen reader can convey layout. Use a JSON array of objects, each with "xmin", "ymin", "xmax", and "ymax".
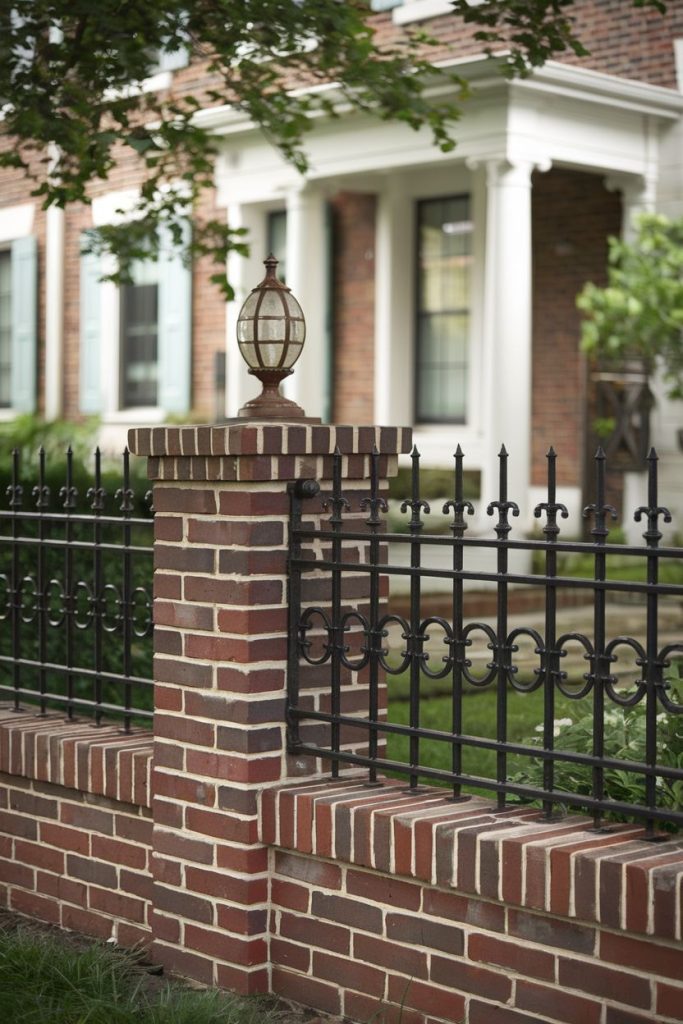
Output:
[{"xmin": 193, "ymin": 55, "xmax": 683, "ymax": 140}]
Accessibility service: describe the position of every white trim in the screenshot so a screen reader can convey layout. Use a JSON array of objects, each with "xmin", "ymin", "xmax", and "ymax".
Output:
[
  {"xmin": 675, "ymin": 39, "xmax": 683, "ymax": 92},
  {"xmin": 394, "ymin": 0, "xmax": 462, "ymax": 25},
  {"xmin": 91, "ymin": 189, "xmax": 141, "ymax": 228},
  {"xmin": 45, "ymin": 202, "xmax": 65, "ymax": 419},
  {"xmin": 0, "ymin": 204, "xmax": 34, "ymax": 244}
]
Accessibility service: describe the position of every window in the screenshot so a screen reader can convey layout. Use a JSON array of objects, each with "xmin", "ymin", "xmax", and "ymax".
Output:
[
  {"xmin": 79, "ymin": 223, "xmax": 191, "ymax": 416},
  {"xmin": 267, "ymin": 210, "xmax": 287, "ymax": 283},
  {"xmin": 120, "ymin": 260, "xmax": 159, "ymax": 408},
  {"xmin": 0, "ymin": 251, "xmax": 10, "ymax": 407},
  {"xmin": 0, "ymin": 234, "xmax": 37, "ymax": 413},
  {"xmin": 415, "ymin": 196, "xmax": 472, "ymax": 423}
]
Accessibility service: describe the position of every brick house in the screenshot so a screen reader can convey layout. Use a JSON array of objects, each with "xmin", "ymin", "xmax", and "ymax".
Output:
[{"xmin": 1, "ymin": 0, "xmax": 683, "ymax": 526}]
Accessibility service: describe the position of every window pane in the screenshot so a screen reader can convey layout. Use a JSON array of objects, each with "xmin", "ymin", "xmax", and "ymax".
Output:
[
  {"xmin": 120, "ymin": 282, "xmax": 158, "ymax": 408},
  {"xmin": 415, "ymin": 196, "xmax": 472, "ymax": 423},
  {"xmin": 0, "ymin": 251, "xmax": 11, "ymax": 408}
]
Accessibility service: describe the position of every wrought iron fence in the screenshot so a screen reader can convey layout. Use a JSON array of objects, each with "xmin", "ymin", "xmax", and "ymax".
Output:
[
  {"xmin": 288, "ymin": 446, "xmax": 683, "ymax": 835},
  {"xmin": 0, "ymin": 446, "xmax": 154, "ymax": 731}
]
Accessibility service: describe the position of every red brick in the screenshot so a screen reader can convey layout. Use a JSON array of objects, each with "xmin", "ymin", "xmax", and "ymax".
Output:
[
  {"xmin": 153, "ymin": 830, "xmax": 214, "ymax": 865},
  {"xmin": 347, "ymin": 868, "xmax": 421, "ymax": 910},
  {"xmin": 152, "ymin": 942, "xmax": 214, "ymax": 986},
  {"xmin": 66, "ymin": 854, "xmax": 117, "ymax": 888},
  {"xmin": 314, "ymin": 950, "xmax": 385, "ymax": 998},
  {"xmin": 14, "ymin": 838, "xmax": 64, "ymax": 874},
  {"xmin": 387, "ymin": 912, "xmax": 464, "ymax": 956},
  {"xmin": 215, "ymin": 905, "xmax": 267, "ymax": 935},
  {"xmin": 10, "ymin": 889, "xmax": 61, "ymax": 925},
  {"xmin": 311, "ymin": 891, "xmax": 383, "ymax": 934},
  {"xmin": 153, "ymin": 884, "xmax": 214, "ymax": 925},
  {"xmin": 508, "ymin": 908, "xmax": 596, "ymax": 955},
  {"xmin": 387, "ymin": 976, "xmax": 466, "ymax": 1022},
  {"xmin": 188, "ymin": 518, "xmax": 284, "ymax": 547},
  {"xmin": 185, "ymin": 866, "xmax": 267, "ymax": 904},
  {"xmin": 275, "ymin": 851, "xmax": 342, "ymax": 890},
  {"xmin": 36, "ymin": 870, "xmax": 87, "ymax": 906},
  {"xmin": 657, "ymin": 981, "xmax": 683, "ymax": 1020},
  {"xmin": 184, "ymin": 925, "xmax": 267, "ymax": 966},
  {"xmin": 431, "ymin": 955, "xmax": 512, "ymax": 1002},
  {"xmin": 271, "ymin": 877, "xmax": 310, "ymax": 913},
  {"xmin": 272, "ymin": 968, "xmax": 341, "ymax": 1017},
  {"xmin": 150, "ymin": 910, "xmax": 181, "ymax": 943},
  {"xmin": 279, "ymin": 911, "xmax": 350, "ymax": 955},
  {"xmin": 558, "ymin": 956, "xmax": 651, "ymax": 1008},
  {"xmin": 515, "ymin": 980, "xmax": 603, "ymax": 1024},
  {"xmin": 270, "ymin": 937, "xmax": 311, "ymax": 973},
  {"xmin": 91, "ymin": 834, "xmax": 147, "ymax": 869},
  {"xmin": 60, "ymin": 802, "xmax": 114, "ymax": 834},
  {"xmin": 353, "ymin": 933, "xmax": 428, "ymax": 980},
  {"xmin": 152, "ymin": 488, "xmax": 216, "ymax": 514},
  {"xmin": 469, "ymin": 1002, "xmax": 540, "ymax": 1024},
  {"xmin": 600, "ymin": 931, "xmax": 683, "ymax": 981},
  {"xmin": 423, "ymin": 887, "xmax": 506, "ymax": 933},
  {"xmin": 154, "ymin": 713, "xmax": 214, "ymax": 747},
  {"xmin": 153, "ymin": 773, "xmax": 215, "ymax": 806},
  {"xmin": 468, "ymin": 933, "xmax": 555, "ymax": 981},
  {"xmin": 216, "ymin": 843, "xmax": 268, "ymax": 875},
  {"xmin": 88, "ymin": 886, "xmax": 146, "ymax": 923},
  {"xmin": 62, "ymin": 903, "xmax": 114, "ymax": 941},
  {"xmin": 155, "ymin": 600, "xmax": 214, "ymax": 631}
]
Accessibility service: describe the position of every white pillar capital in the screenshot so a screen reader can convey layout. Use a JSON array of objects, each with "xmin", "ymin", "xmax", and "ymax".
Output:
[{"xmin": 605, "ymin": 171, "xmax": 657, "ymax": 240}]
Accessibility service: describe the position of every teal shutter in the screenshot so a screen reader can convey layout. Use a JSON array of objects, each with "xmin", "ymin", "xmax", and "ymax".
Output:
[
  {"xmin": 79, "ymin": 249, "xmax": 102, "ymax": 413},
  {"xmin": 10, "ymin": 235, "xmax": 37, "ymax": 413},
  {"xmin": 158, "ymin": 222, "xmax": 192, "ymax": 414}
]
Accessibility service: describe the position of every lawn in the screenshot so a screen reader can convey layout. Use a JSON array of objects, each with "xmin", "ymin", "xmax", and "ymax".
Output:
[
  {"xmin": 0, "ymin": 921, "xmax": 288, "ymax": 1024},
  {"xmin": 385, "ymin": 680, "xmax": 580, "ymax": 791}
]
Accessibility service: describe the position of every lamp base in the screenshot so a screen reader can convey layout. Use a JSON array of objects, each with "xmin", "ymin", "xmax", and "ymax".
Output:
[
  {"xmin": 238, "ymin": 393, "xmax": 309, "ymax": 420},
  {"xmin": 238, "ymin": 369, "xmax": 316, "ymax": 421}
]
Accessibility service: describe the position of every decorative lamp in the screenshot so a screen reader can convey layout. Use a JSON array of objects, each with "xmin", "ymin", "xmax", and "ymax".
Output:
[{"xmin": 236, "ymin": 254, "xmax": 307, "ymax": 419}]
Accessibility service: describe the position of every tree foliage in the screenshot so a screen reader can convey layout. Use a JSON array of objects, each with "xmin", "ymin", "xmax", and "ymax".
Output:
[
  {"xmin": 578, "ymin": 214, "xmax": 683, "ymax": 399},
  {"xmin": 0, "ymin": 0, "xmax": 669, "ymax": 295}
]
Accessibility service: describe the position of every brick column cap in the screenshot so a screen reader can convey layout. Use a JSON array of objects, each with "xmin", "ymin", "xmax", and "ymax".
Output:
[{"xmin": 128, "ymin": 423, "xmax": 412, "ymax": 460}]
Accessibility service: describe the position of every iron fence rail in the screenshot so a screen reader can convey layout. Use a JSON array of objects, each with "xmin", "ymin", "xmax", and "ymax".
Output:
[
  {"xmin": 288, "ymin": 445, "xmax": 683, "ymax": 836},
  {"xmin": 0, "ymin": 446, "xmax": 154, "ymax": 731}
]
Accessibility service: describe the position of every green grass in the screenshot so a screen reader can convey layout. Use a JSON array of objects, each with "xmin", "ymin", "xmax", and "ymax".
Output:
[
  {"xmin": 386, "ymin": 683, "xmax": 579, "ymax": 787},
  {"xmin": 0, "ymin": 927, "xmax": 281, "ymax": 1024}
]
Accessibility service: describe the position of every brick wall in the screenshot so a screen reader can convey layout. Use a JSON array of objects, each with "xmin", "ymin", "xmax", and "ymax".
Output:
[
  {"xmin": 370, "ymin": 0, "xmax": 683, "ymax": 89},
  {"xmin": 0, "ymin": 711, "xmax": 153, "ymax": 946},
  {"xmin": 531, "ymin": 169, "xmax": 623, "ymax": 489},
  {"xmin": 262, "ymin": 778, "xmax": 683, "ymax": 1024}
]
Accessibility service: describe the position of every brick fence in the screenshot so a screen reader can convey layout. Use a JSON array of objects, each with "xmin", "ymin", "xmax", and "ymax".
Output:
[{"xmin": 1, "ymin": 422, "xmax": 682, "ymax": 1024}]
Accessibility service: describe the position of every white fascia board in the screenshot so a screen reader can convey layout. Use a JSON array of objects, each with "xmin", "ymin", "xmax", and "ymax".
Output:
[
  {"xmin": 0, "ymin": 203, "xmax": 34, "ymax": 243},
  {"xmin": 198, "ymin": 53, "xmax": 682, "ymax": 145},
  {"xmin": 513, "ymin": 61, "xmax": 683, "ymax": 121}
]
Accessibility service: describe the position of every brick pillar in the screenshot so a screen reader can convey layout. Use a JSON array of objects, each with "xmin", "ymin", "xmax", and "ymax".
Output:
[{"xmin": 128, "ymin": 422, "xmax": 410, "ymax": 994}]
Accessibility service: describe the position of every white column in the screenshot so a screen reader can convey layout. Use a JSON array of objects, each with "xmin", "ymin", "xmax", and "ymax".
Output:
[
  {"xmin": 481, "ymin": 159, "xmax": 536, "ymax": 522},
  {"xmin": 44, "ymin": 204, "xmax": 64, "ymax": 420},
  {"xmin": 225, "ymin": 203, "xmax": 263, "ymax": 418},
  {"xmin": 283, "ymin": 185, "xmax": 328, "ymax": 421},
  {"xmin": 44, "ymin": 142, "xmax": 64, "ymax": 421},
  {"xmin": 374, "ymin": 178, "xmax": 411, "ymax": 426}
]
